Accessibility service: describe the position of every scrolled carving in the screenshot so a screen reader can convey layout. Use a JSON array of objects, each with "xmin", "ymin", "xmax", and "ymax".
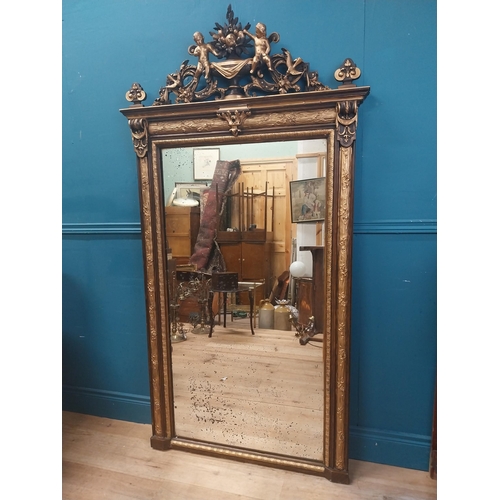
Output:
[
  {"xmin": 336, "ymin": 101, "xmax": 358, "ymax": 147},
  {"xmin": 128, "ymin": 118, "xmax": 148, "ymax": 158},
  {"xmin": 153, "ymin": 5, "xmax": 329, "ymax": 104}
]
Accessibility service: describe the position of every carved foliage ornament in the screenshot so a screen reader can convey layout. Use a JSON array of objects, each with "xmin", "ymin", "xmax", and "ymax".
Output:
[
  {"xmin": 216, "ymin": 106, "xmax": 251, "ymax": 137},
  {"xmin": 124, "ymin": 6, "xmax": 363, "ymax": 140},
  {"xmin": 130, "ymin": 4, "xmax": 361, "ymax": 105}
]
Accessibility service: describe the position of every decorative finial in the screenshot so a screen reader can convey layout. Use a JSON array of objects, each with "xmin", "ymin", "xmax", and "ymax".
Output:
[
  {"xmin": 334, "ymin": 58, "xmax": 361, "ymax": 86},
  {"xmin": 125, "ymin": 83, "xmax": 147, "ymax": 106}
]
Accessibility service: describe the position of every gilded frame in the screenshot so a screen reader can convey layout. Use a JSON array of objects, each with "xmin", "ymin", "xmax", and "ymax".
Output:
[{"xmin": 121, "ymin": 87, "xmax": 369, "ymax": 484}]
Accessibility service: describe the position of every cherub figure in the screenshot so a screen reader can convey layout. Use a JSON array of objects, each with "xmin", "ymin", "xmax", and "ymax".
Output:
[
  {"xmin": 243, "ymin": 22, "xmax": 273, "ymax": 74},
  {"xmin": 191, "ymin": 31, "xmax": 220, "ymax": 83}
]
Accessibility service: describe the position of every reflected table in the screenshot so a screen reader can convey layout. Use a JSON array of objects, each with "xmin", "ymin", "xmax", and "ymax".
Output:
[{"xmin": 208, "ymin": 280, "xmax": 264, "ymax": 337}]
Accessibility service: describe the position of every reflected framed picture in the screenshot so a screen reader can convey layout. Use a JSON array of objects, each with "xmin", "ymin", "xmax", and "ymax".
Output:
[
  {"xmin": 193, "ymin": 148, "xmax": 219, "ymax": 180},
  {"xmin": 289, "ymin": 177, "xmax": 326, "ymax": 223},
  {"xmin": 175, "ymin": 182, "xmax": 208, "ymax": 200}
]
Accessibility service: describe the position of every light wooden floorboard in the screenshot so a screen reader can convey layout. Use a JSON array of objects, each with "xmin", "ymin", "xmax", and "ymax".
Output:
[{"xmin": 62, "ymin": 411, "xmax": 437, "ymax": 500}]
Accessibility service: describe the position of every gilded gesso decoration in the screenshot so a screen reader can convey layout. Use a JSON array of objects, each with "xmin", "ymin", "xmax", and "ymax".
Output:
[
  {"xmin": 152, "ymin": 4, "xmax": 329, "ymax": 104},
  {"xmin": 216, "ymin": 106, "xmax": 251, "ymax": 136},
  {"xmin": 336, "ymin": 101, "xmax": 358, "ymax": 147},
  {"xmin": 121, "ymin": 3, "xmax": 369, "ymax": 485},
  {"xmin": 335, "ymin": 146, "xmax": 354, "ymax": 469},
  {"xmin": 128, "ymin": 118, "xmax": 148, "ymax": 158},
  {"xmin": 137, "ymin": 154, "xmax": 162, "ymax": 436}
]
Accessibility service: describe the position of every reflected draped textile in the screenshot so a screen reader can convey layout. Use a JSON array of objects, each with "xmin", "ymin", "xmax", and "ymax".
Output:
[{"xmin": 189, "ymin": 159, "xmax": 241, "ymax": 271}]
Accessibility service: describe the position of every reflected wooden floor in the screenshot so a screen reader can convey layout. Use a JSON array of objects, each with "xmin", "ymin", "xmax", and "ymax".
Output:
[
  {"xmin": 62, "ymin": 411, "xmax": 437, "ymax": 500},
  {"xmin": 172, "ymin": 318, "xmax": 324, "ymax": 459}
]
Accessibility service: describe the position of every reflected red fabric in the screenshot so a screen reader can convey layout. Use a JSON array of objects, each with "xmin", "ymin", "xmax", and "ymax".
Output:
[{"xmin": 189, "ymin": 159, "xmax": 241, "ymax": 271}]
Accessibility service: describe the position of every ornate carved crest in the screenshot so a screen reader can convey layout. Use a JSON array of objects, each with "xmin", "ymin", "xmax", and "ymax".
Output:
[
  {"xmin": 123, "ymin": 6, "xmax": 364, "ymax": 145},
  {"xmin": 152, "ymin": 4, "xmax": 338, "ymax": 104}
]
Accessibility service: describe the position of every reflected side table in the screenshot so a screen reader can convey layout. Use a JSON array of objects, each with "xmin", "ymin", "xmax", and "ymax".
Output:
[{"xmin": 208, "ymin": 280, "xmax": 264, "ymax": 337}]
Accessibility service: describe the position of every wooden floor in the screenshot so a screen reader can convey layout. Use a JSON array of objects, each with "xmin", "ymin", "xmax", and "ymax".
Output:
[{"xmin": 62, "ymin": 411, "xmax": 437, "ymax": 500}]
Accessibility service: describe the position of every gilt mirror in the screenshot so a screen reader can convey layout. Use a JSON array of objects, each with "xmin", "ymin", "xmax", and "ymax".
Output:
[{"xmin": 120, "ymin": 5, "xmax": 369, "ymax": 484}]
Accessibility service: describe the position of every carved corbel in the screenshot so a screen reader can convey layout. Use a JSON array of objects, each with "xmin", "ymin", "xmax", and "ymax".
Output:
[
  {"xmin": 216, "ymin": 106, "xmax": 251, "ymax": 137},
  {"xmin": 128, "ymin": 118, "xmax": 149, "ymax": 157},
  {"xmin": 336, "ymin": 101, "xmax": 358, "ymax": 147}
]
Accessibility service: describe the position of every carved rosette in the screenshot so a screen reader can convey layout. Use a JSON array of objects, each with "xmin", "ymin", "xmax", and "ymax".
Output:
[
  {"xmin": 129, "ymin": 118, "xmax": 149, "ymax": 158},
  {"xmin": 336, "ymin": 101, "xmax": 358, "ymax": 147}
]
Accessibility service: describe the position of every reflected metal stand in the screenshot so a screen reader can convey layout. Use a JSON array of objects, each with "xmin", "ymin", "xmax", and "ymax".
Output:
[
  {"xmin": 176, "ymin": 271, "xmax": 212, "ymax": 335},
  {"xmin": 169, "ymin": 270, "xmax": 187, "ymax": 343}
]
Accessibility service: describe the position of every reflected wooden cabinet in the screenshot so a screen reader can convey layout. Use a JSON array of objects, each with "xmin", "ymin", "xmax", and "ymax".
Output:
[
  {"xmin": 217, "ymin": 232, "xmax": 272, "ymax": 299},
  {"xmin": 216, "ymin": 181, "xmax": 274, "ymax": 298},
  {"xmin": 165, "ymin": 206, "xmax": 200, "ymax": 265}
]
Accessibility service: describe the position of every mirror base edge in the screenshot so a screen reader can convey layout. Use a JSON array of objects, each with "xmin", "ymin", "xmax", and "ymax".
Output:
[
  {"xmin": 150, "ymin": 435, "xmax": 172, "ymax": 451},
  {"xmin": 324, "ymin": 467, "xmax": 350, "ymax": 484}
]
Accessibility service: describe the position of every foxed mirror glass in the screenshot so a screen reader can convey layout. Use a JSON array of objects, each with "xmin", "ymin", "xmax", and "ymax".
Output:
[
  {"xmin": 120, "ymin": 5, "xmax": 369, "ymax": 484},
  {"xmin": 164, "ymin": 139, "xmax": 327, "ymax": 461}
]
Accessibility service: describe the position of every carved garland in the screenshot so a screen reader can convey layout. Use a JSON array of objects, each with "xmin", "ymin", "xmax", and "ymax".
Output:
[{"xmin": 125, "ymin": 5, "xmax": 361, "ymax": 113}]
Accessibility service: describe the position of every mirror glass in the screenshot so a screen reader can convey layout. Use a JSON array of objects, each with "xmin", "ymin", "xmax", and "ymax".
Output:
[{"xmin": 162, "ymin": 138, "xmax": 327, "ymax": 460}]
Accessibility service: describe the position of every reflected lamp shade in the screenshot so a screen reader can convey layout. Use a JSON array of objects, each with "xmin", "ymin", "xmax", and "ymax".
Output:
[{"xmin": 289, "ymin": 260, "xmax": 306, "ymax": 278}]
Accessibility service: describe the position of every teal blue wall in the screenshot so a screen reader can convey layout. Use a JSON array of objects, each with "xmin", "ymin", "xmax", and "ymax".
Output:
[{"xmin": 62, "ymin": 0, "xmax": 436, "ymax": 470}]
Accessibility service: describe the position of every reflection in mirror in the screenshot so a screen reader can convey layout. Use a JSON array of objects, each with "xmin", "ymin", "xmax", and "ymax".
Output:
[{"xmin": 162, "ymin": 139, "xmax": 327, "ymax": 460}]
